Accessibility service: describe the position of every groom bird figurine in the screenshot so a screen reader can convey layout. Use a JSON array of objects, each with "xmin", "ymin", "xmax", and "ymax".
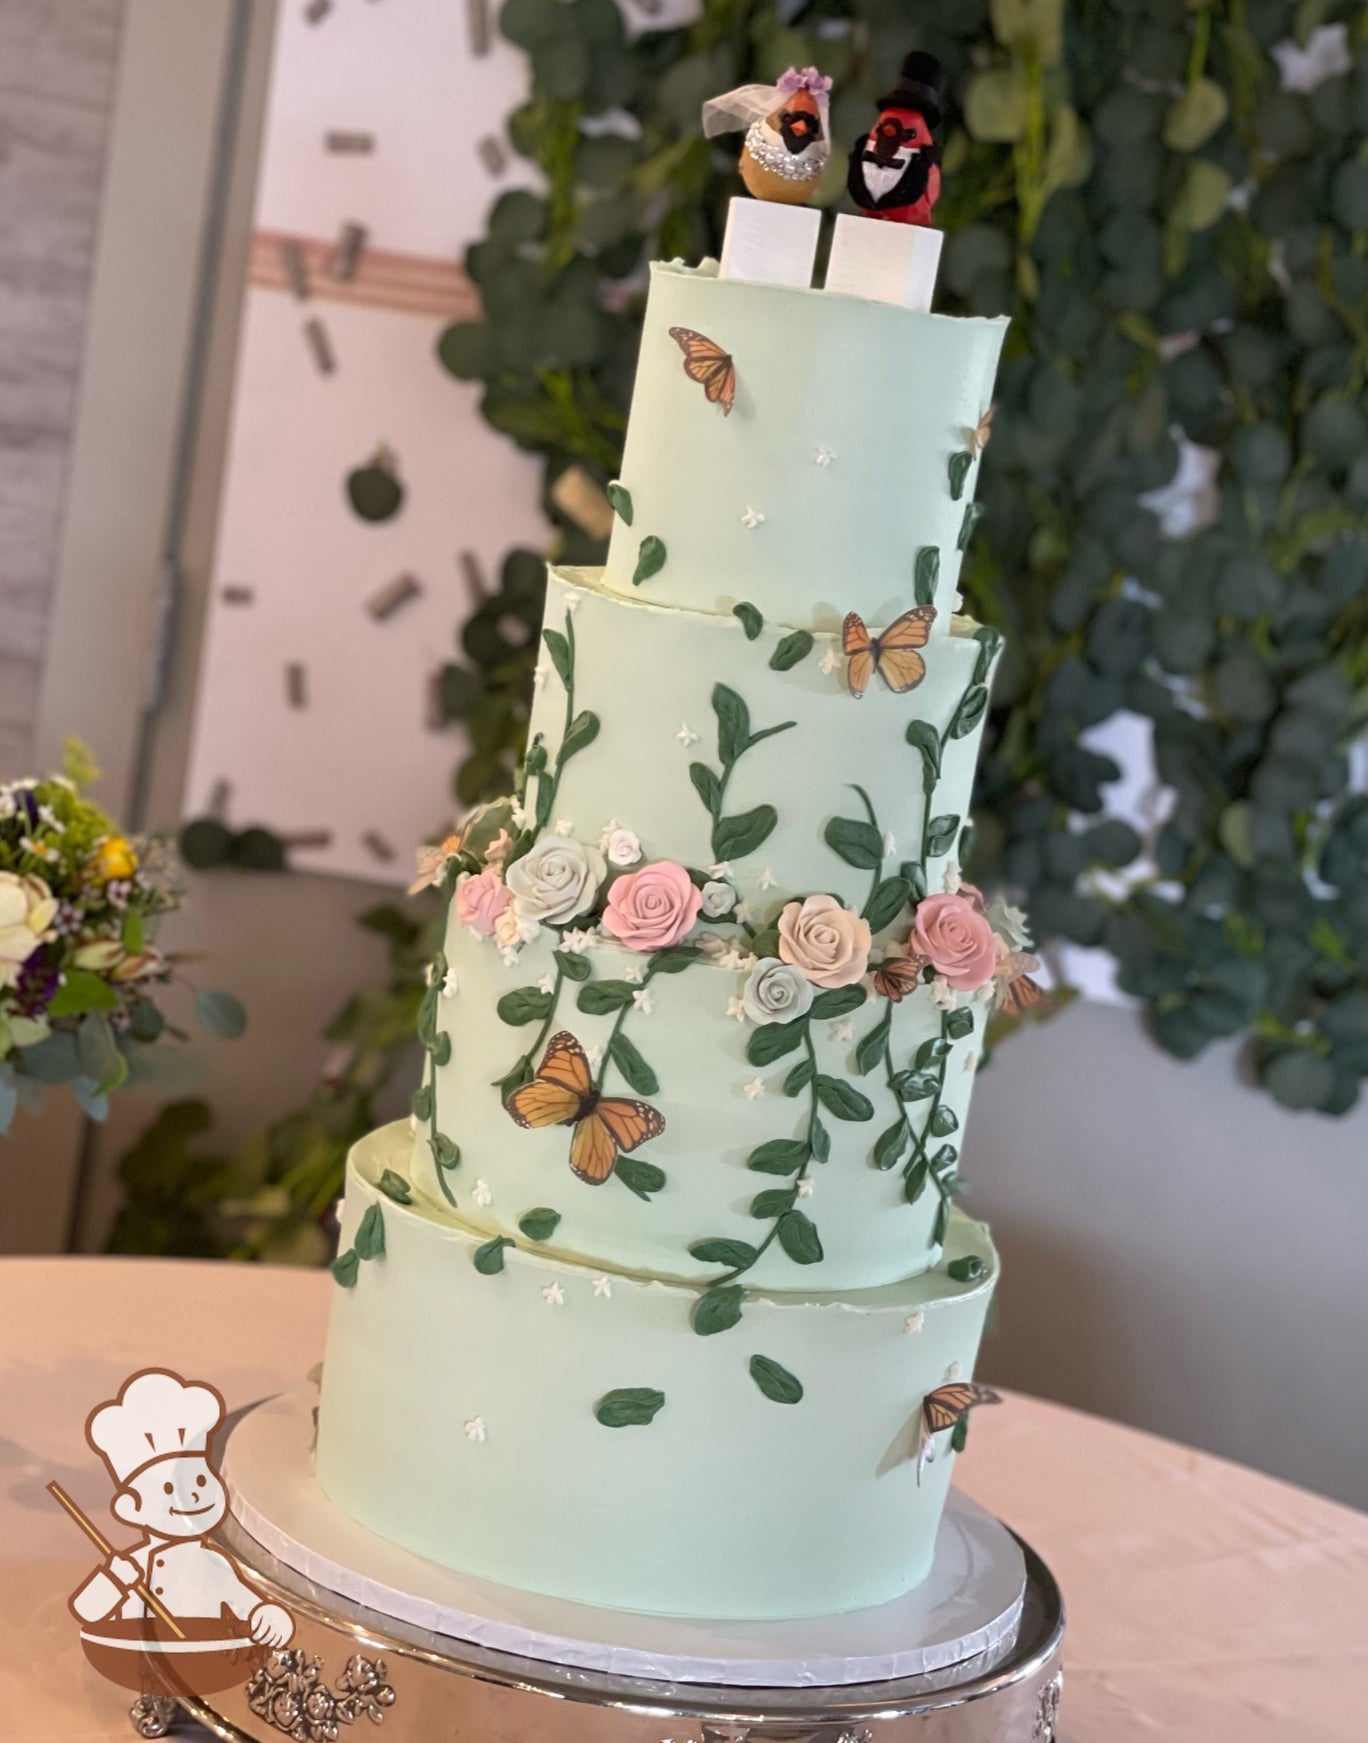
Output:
[{"xmin": 847, "ymin": 51, "xmax": 944, "ymax": 227}]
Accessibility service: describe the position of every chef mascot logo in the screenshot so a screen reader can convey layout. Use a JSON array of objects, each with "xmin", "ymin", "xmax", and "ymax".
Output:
[
  {"xmin": 52, "ymin": 1368, "xmax": 294, "ymax": 1696},
  {"xmin": 846, "ymin": 51, "xmax": 944, "ymax": 228}
]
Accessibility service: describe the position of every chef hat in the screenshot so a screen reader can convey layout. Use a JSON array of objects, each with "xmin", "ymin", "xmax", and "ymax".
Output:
[{"xmin": 86, "ymin": 1369, "xmax": 225, "ymax": 1486}]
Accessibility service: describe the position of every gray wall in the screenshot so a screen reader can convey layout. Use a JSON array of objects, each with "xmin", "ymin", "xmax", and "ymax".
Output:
[{"xmin": 962, "ymin": 998, "xmax": 1368, "ymax": 1510}]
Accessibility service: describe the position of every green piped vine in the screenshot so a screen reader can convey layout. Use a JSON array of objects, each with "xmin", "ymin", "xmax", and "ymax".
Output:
[{"xmin": 689, "ymin": 684, "xmax": 796, "ymax": 863}]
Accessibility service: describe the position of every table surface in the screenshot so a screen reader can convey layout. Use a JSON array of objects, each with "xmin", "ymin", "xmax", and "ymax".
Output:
[{"xmin": 4, "ymin": 1256, "xmax": 1366, "ymax": 1743}]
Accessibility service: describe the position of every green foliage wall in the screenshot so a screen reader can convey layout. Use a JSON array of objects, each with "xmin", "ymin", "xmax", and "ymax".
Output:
[{"xmin": 435, "ymin": 0, "xmax": 1368, "ymax": 1115}]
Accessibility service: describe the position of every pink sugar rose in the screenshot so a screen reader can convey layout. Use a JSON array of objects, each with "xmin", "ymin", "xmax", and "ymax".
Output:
[
  {"xmin": 777, "ymin": 892, "xmax": 871, "ymax": 989},
  {"xmin": 911, "ymin": 892, "xmax": 998, "ymax": 991},
  {"xmin": 601, "ymin": 860, "xmax": 702, "ymax": 952},
  {"xmin": 456, "ymin": 866, "xmax": 511, "ymax": 937}
]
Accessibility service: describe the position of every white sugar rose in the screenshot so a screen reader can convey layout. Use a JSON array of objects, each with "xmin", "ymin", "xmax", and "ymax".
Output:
[
  {"xmin": 742, "ymin": 957, "xmax": 815, "ymax": 1026},
  {"xmin": 603, "ymin": 826, "xmax": 642, "ymax": 868},
  {"xmin": 505, "ymin": 833, "xmax": 605, "ymax": 927},
  {"xmin": 0, "ymin": 872, "xmax": 58, "ymax": 988},
  {"xmin": 700, "ymin": 880, "xmax": 736, "ymax": 919}
]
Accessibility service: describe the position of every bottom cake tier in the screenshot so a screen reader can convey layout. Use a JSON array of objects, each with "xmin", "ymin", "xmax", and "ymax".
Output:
[{"xmin": 316, "ymin": 1122, "xmax": 999, "ymax": 1621}]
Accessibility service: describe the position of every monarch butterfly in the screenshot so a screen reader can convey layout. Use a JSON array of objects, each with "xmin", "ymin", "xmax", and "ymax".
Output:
[
  {"xmin": 504, "ymin": 1031, "xmax": 665, "ymax": 1185},
  {"xmin": 998, "ymin": 970, "xmax": 1047, "ymax": 1018},
  {"xmin": 668, "ymin": 327, "xmax": 736, "ymax": 417},
  {"xmin": 917, "ymin": 1380, "xmax": 1001, "ymax": 1480},
  {"xmin": 842, "ymin": 607, "xmax": 935, "ymax": 699},
  {"xmin": 873, "ymin": 955, "xmax": 924, "ymax": 1003}
]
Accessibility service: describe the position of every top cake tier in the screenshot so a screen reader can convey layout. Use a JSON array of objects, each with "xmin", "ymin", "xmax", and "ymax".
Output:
[{"xmin": 604, "ymin": 261, "xmax": 1008, "ymax": 631}]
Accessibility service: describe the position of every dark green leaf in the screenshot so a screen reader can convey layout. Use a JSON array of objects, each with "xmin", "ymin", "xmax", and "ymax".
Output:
[
  {"xmin": 712, "ymin": 684, "xmax": 750, "ymax": 767},
  {"xmin": 632, "ymin": 534, "xmax": 666, "ymax": 585},
  {"xmin": 864, "ymin": 876, "xmax": 913, "ymax": 932},
  {"xmin": 412, "ymin": 1084, "xmax": 433, "ymax": 1122},
  {"xmin": 609, "ymin": 1032, "xmax": 659, "ymax": 1094},
  {"xmin": 578, "ymin": 980, "xmax": 634, "ymax": 1014},
  {"xmin": 554, "ymin": 949, "xmax": 591, "ymax": 982},
  {"xmin": 815, "ymin": 1076, "xmax": 875, "ymax": 1121},
  {"xmin": 914, "ymin": 545, "xmax": 941, "ymax": 606},
  {"xmin": 542, "ymin": 627, "xmax": 572, "ymax": 688},
  {"xmin": 951, "ymin": 1418, "xmax": 969, "ymax": 1453},
  {"xmin": 945, "ymin": 1007, "xmax": 976, "ymax": 1041},
  {"xmin": 713, "ymin": 805, "xmax": 778, "ymax": 861},
  {"xmin": 747, "ymin": 1137, "xmax": 809, "ymax": 1174},
  {"xmin": 810, "ymin": 1117, "xmax": 830, "ymax": 1162},
  {"xmin": 958, "ymin": 501, "xmax": 985, "ymax": 550},
  {"xmin": 905, "ymin": 720, "xmax": 942, "ymax": 785},
  {"xmin": 497, "ymin": 987, "xmax": 553, "ymax": 1025},
  {"xmin": 749, "ymin": 1354, "xmax": 804, "ymax": 1404},
  {"xmin": 692, "ymin": 1285, "xmax": 744, "ymax": 1335},
  {"xmin": 811, "ymin": 986, "xmax": 868, "ymax": 1020},
  {"xmin": 473, "ymin": 1236, "xmax": 514, "ymax": 1274},
  {"xmin": 916, "ymin": 1036, "xmax": 951, "ymax": 1069},
  {"xmin": 904, "ymin": 1158, "xmax": 930, "ymax": 1204},
  {"xmin": 733, "ymin": 601, "xmax": 764, "ymax": 640},
  {"xmin": 950, "ymin": 687, "xmax": 989, "ymax": 740},
  {"xmin": 518, "ymin": 1207, "xmax": 562, "ymax": 1241},
  {"xmin": 354, "ymin": 1202, "xmax": 385, "ymax": 1261},
  {"xmin": 856, "ymin": 1008, "xmax": 893, "ymax": 1075},
  {"xmin": 776, "ymin": 1209, "xmax": 824, "ymax": 1264},
  {"xmin": 894, "ymin": 1068, "xmax": 940, "ymax": 1101},
  {"xmin": 751, "ymin": 1187, "xmax": 797, "ymax": 1218},
  {"xmin": 972, "ymin": 626, "xmax": 1003, "ymax": 685},
  {"xmin": 947, "ymin": 451, "xmax": 973, "ymax": 502},
  {"xmin": 195, "ymin": 989, "xmax": 246, "ymax": 1040},
  {"xmin": 925, "ymin": 815, "xmax": 961, "ymax": 857},
  {"xmin": 558, "ymin": 709, "xmax": 600, "ymax": 762},
  {"xmin": 689, "ymin": 1237, "xmax": 759, "ymax": 1268},
  {"xmin": 746, "ymin": 1021, "xmax": 807, "ymax": 1065},
  {"xmin": 770, "ymin": 630, "xmax": 815, "ymax": 671},
  {"xmin": 330, "ymin": 1249, "xmax": 360, "ymax": 1287},
  {"xmin": 823, "ymin": 816, "xmax": 884, "ymax": 870},
  {"xmin": 933, "ymin": 1198, "xmax": 949, "ymax": 1246},
  {"xmin": 605, "ymin": 480, "xmax": 633, "ymax": 526},
  {"xmin": 783, "ymin": 1057, "xmax": 815, "ymax": 1096},
  {"xmin": 690, "ymin": 762, "xmax": 722, "ymax": 816},
  {"xmin": 594, "ymin": 1387, "xmax": 665, "ymax": 1427},
  {"xmin": 929, "ymin": 1104, "xmax": 960, "ymax": 1136},
  {"xmin": 650, "ymin": 947, "xmax": 700, "ymax": 974},
  {"xmin": 378, "ymin": 1169, "xmax": 413, "ymax": 1205},
  {"xmin": 614, "ymin": 1154, "xmax": 666, "ymax": 1199},
  {"xmin": 431, "ymin": 1132, "xmax": 460, "ymax": 1170},
  {"xmin": 947, "ymin": 1255, "xmax": 986, "ymax": 1282}
]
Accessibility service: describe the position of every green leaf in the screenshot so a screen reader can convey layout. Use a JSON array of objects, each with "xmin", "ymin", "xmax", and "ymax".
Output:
[
  {"xmin": 632, "ymin": 535, "xmax": 666, "ymax": 585},
  {"xmin": 914, "ymin": 545, "xmax": 941, "ymax": 608},
  {"xmin": 864, "ymin": 876, "xmax": 912, "ymax": 931},
  {"xmin": 578, "ymin": 980, "xmax": 634, "ymax": 1013},
  {"xmin": 689, "ymin": 1237, "xmax": 759, "ymax": 1268},
  {"xmin": 783, "ymin": 1057, "xmax": 815, "ymax": 1096},
  {"xmin": 412, "ymin": 1084, "xmax": 434, "ymax": 1122},
  {"xmin": 712, "ymin": 805, "xmax": 777, "ymax": 861},
  {"xmin": 605, "ymin": 480, "xmax": 633, "ymax": 525},
  {"xmin": 692, "ymin": 1286, "xmax": 744, "ymax": 1335},
  {"xmin": 957, "ymin": 501, "xmax": 985, "ymax": 551},
  {"xmin": 972, "ymin": 626, "xmax": 1003, "ymax": 686},
  {"xmin": 614, "ymin": 1154, "xmax": 666, "ymax": 1199},
  {"xmin": 518, "ymin": 1207, "xmax": 562, "ymax": 1241},
  {"xmin": 894, "ymin": 1069, "xmax": 940, "ymax": 1102},
  {"xmin": 690, "ymin": 762, "xmax": 722, "ymax": 816},
  {"xmin": 354, "ymin": 1202, "xmax": 385, "ymax": 1261},
  {"xmin": 856, "ymin": 1008, "xmax": 893, "ymax": 1075},
  {"xmin": 930, "ymin": 1143, "xmax": 959, "ymax": 1176},
  {"xmin": 925, "ymin": 814, "xmax": 961, "ymax": 857},
  {"xmin": 733, "ymin": 601, "xmax": 763, "ymax": 640},
  {"xmin": 905, "ymin": 720, "xmax": 942, "ymax": 786},
  {"xmin": 776, "ymin": 1208, "xmax": 824, "ymax": 1264},
  {"xmin": 823, "ymin": 816, "xmax": 884, "ymax": 870},
  {"xmin": 933, "ymin": 1198, "xmax": 950, "ymax": 1246},
  {"xmin": 945, "ymin": 1007, "xmax": 976, "ymax": 1042},
  {"xmin": 554, "ymin": 949, "xmax": 591, "ymax": 982},
  {"xmin": 950, "ymin": 686, "xmax": 989, "ymax": 739},
  {"xmin": 122, "ymin": 910, "xmax": 145, "ymax": 955},
  {"xmin": 947, "ymin": 1255, "xmax": 986, "ymax": 1283},
  {"xmin": 542, "ymin": 627, "xmax": 572, "ymax": 688},
  {"xmin": 497, "ymin": 987, "xmax": 552, "ymax": 1025},
  {"xmin": 951, "ymin": 1418, "xmax": 969, "ymax": 1453},
  {"xmin": 929, "ymin": 1104, "xmax": 960, "ymax": 1137},
  {"xmin": 609, "ymin": 1032, "xmax": 659, "ymax": 1095},
  {"xmin": 378, "ymin": 1169, "xmax": 413, "ymax": 1205},
  {"xmin": 874, "ymin": 1120, "xmax": 909, "ymax": 1170},
  {"xmin": 815, "ymin": 1076, "xmax": 875, "ymax": 1121},
  {"xmin": 746, "ymin": 1021, "xmax": 807, "ymax": 1066},
  {"xmin": 1171, "ymin": 158, "xmax": 1233, "ymax": 232},
  {"xmin": 810, "ymin": 986, "xmax": 867, "ymax": 1020},
  {"xmin": 594, "ymin": 1387, "xmax": 665, "ymax": 1427},
  {"xmin": 713, "ymin": 684, "xmax": 750, "ymax": 767},
  {"xmin": 904, "ymin": 1159, "xmax": 930, "ymax": 1204},
  {"xmin": 331, "ymin": 1249, "xmax": 360, "ymax": 1288},
  {"xmin": 195, "ymin": 989, "xmax": 246, "ymax": 1039},
  {"xmin": 650, "ymin": 946, "xmax": 701, "ymax": 975},
  {"xmin": 747, "ymin": 1137, "xmax": 810, "ymax": 1174},
  {"xmin": 430, "ymin": 1132, "xmax": 460, "ymax": 1170},
  {"xmin": 749, "ymin": 1354, "xmax": 804, "ymax": 1405},
  {"xmin": 947, "ymin": 452, "xmax": 973, "ymax": 502},
  {"xmin": 751, "ymin": 1187, "xmax": 797, "ymax": 1218},
  {"xmin": 770, "ymin": 630, "xmax": 814, "ymax": 672},
  {"xmin": 558, "ymin": 709, "xmax": 600, "ymax": 762},
  {"xmin": 473, "ymin": 1236, "xmax": 513, "ymax": 1274},
  {"xmin": 810, "ymin": 1116, "xmax": 830, "ymax": 1163},
  {"xmin": 916, "ymin": 1036, "xmax": 951, "ymax": 1069}
]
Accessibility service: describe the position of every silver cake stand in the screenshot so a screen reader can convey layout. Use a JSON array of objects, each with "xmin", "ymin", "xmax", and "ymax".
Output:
[{"xmin": 128, "ymin": 1397, "xmax": 1064, "ymax": 1742}]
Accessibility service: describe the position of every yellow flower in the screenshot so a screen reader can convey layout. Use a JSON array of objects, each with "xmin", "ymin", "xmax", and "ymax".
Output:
[
  {"xmin": 94, "ymin": 836, "xmax": 138, "ymax": 881},
  {"xmin": 0, "ymin": 873, "xmax": 58, "ymax": 989}
]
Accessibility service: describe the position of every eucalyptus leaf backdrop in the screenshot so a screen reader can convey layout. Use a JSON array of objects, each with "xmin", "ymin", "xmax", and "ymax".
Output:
[{"xmin": 124, "ymin": 0, "xmax": 1367, "ymax": 1257}]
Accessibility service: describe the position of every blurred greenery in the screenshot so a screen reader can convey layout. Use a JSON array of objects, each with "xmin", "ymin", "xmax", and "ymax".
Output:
[{"xmin": 119, "ymin": 0, "xmax": 1367, "ymax": 1261}]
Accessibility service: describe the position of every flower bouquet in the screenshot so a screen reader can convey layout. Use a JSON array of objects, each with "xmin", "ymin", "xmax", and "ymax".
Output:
[{"xmin": 0, "ymin": 742, "xmax": 244, "ymax": 1134}]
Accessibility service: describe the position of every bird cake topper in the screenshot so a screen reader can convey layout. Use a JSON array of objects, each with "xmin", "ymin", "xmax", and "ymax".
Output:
[
  {"xmin": 703, "ymin": 66, "xmax": 833, "ymax": 205},
  {"xmin": 847, "ymin": 50, "xmax": 944, "ymax": 226}
]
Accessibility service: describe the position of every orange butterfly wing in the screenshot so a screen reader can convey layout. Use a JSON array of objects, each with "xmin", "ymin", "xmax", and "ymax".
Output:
[
  {"xmin": 569, "ymin": 1098, "xmax": 664, "ymax": 1186},
  {"xmin": 922, "ymin": 1382, "xmax": 1002, "ymax": 1436},
  {"xmin": 873, "ymin": 957, "xmax": 922, "ymax": 1003},
  {"xmin": 668, "ymin": 327, "xmax": 736, "ymax": 416},
  {"xmin": 568, "ymin": 1113, "xmax": 619, "ymax": 1185},
  {"xmin": 872, "ymin": 606, "xmax": 935, "ymax": 694},
  {"xmin": 999, "ymin": 974, "xmax": 1046, "ymax": 1018},
  {"xmin": 842, "ymin": 612, "xmax": 875, "ymax": 699},
  {"xmin": 505, "ymin": 1031, "xmax": 591, "ymax": 1129}
]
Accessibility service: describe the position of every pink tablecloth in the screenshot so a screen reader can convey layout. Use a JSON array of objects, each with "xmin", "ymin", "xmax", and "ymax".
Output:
[{"xmin": 3, "ymin": 1256, "xmax": 1365, "ymax": 1741}]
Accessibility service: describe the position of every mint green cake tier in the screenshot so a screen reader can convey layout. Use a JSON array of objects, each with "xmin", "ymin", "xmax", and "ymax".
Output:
[
  {"xmin": 604, "ymin": 261, "xmax": 1008, "ymax": 630},
  {"xmin": 524, "ymin": 567, "xmax": 997, "ymax": 917},
  {"xmin": 317, "ymin": 1124, "xmax": 998, "ymax": 1620},
  {"xmin": 413, "ymin": 923, "xmax": 984, "ymax": 1291}
]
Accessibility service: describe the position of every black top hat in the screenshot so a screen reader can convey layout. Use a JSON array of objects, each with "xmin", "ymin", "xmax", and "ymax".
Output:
[{"xmin": 876, "ymin": 51, "xmax": 944, "ymax": 129}]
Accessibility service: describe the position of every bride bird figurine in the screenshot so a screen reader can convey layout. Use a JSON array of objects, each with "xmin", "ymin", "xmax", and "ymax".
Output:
[{"xmin": 703, "ymin": 66, "xmax": 833, "ymax": 206}]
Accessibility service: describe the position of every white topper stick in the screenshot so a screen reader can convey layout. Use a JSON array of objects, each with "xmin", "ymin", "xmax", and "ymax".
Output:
[
  {"xmin": 823, "ymin": 213, "xmax": 943, "ymax": 311},
  {"xmin": 719, "ymin": 197, "xmax": 821, "ymax": 290}
]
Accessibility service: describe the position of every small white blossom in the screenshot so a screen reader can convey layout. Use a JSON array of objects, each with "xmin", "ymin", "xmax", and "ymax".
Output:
[
  {"xmin": 592, "ymin": 1275, "xmax": 613, "ymax": 1299},
  {"xmin": 500, "ymin": 948, "xmax": 520, "ymax": 968},
  {"xmin": 796, "ymin": 1177, "xmax": 814, "ymax": 1199},
  {"xmin": 442, "ymin": 968, "xmax": 459, "ymax": 998},
  {"xmin": 602, "ymin": 826, "xmax": 641, "ymax": 867},
  {"xmin": 551, "ymin": 818, "xmax": 573, "ymax": 837},
  {"xmin": 716, "ymin": 945, "xmax": 755, "ymax": 973},
  {"xmin": 560, "ymin": 927, "xmax": 594, "ymax": 954},
  {"xmin": 532, "ymin": 665, "xmax": 547, "ymax": 691},
  {"xmin": 964, "ymin": 1050, "xmax": 979, "ymax": 1074},
  {"xmin": 542, "ymin": 1282, "xmax": 565, "ymax": 1307},
  {"xmin": 742, "ymin": 1076, "xmax": 765, "ymax": 1100},
  {"xmin": 675, "ymin": 723, "xmax": 699, "ymax": 747},
  {"xmin": 928, "ymin": 975, "xmax": 958, "ymax": 1012},
  {"xmin": 622, "ymin": 960, "xmax": 644, "ymax": 984},
  {"xmin": 829, "ymin": 1019, "xmax": 854, "ymax": 1043},
  {"xmin": 700, "ymin": 880, "xmax": 735, "ymax": 918},
  {"xmin": 708, "ymin": 861, "xmax": 732, "ymax": 879},
  {"xmin": 740, "ymin": 505, "xmax": 765, "ymax": 529},
  {"xmin": 943, "ymin": 860, "xmax": 964, "ymax": 895},
  {"xmin": 564, "ymin": 591, "xmax": 581, "ymax": 612},
  {"xmin": 945, "ymin": 1360, "xmax": 962, "ymax": 1383},
  {"xmin": 818, "ymin": 647, "xmax": 840, "ymax": 675},
  {"xmin": 631, "ymin": 988, "xmax": 654, "ymax": 1015},
  {"xmin": 472, "ymin": 1179, "xmax": 492, "ymax": 1207},
  {"xmin": 464, "ymin": 1416, "xmax": 487, "ymax": 1443},
  {"xmin": 536, "ymin": 972, "xmax": 556, "ymax": 995},
  {"xmin": 757, "ymin": 868, "xmax": 775, "ymax": 890},
  {"xmin": 509, "ymin": 798, "xmax": 529, "ymax": 830},
  {"xmin": 37, "ymin": 804, "xmax": 65, "ymax": 834},
  {"xmin": 726, "ymin": 995, "xmax": 747, "ymax": 1022},
  {"xmin": 882, "ymin": 831, "xmax": 896, "ymax": 857},
  {"xmin": 734, "ymin": 900, "xmax": 755, "ymax": 925},
  {"xmin": 815, "ymin": 447, "xmax": 835, "ymax": 466},
  {"xmin": 904, "ymin": 1311, "xmax": 925, "ymax": 1336},
  {"xmin": 585, "ymin": 1042, "xmax": 603, "ymax": 1070}
]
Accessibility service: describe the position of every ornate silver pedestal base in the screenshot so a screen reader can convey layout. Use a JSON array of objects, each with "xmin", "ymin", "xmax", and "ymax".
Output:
[{"xmin": 140, "ymin": 1506, "xmax": 1063, "ymax": 1742}]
